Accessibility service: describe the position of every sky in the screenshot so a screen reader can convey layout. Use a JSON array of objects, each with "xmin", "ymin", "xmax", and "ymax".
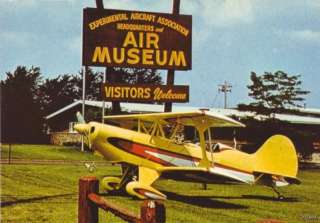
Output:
[{"xmin": 1, "ymin": 0, "xmax": 320, "ymax": 109}]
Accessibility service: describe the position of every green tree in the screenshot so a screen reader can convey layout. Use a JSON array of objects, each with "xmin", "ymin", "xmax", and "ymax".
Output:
[
  {"xmin": 75, "ymin": 68, "xmax": 104, "ymax": 101},
  {"xmin": 238, "ymin": 71, "xmax": 310, "ymax": 115},
  {"xmin": 109, "ymin": 67, "xmax": 163, "ymax": 84},
  {"xmin": 39, "ymin": 68, "xmax": 103, "ymax": 115},
  {"xmin": 237, "ymin": 71, "xmax": 314, "ymax": 158},
  {"xmin": 39, "ymin": 67, "xmax": 163, "ymax": 120},
  {"xmin": 0, "ymin": 65, "xmax": 163, "ymax": 142},
  {"xmin": 1, "ymin": 66, "xmax": 45, "ymax": 143},
  {"xmin": 39, "ymin": 74, "xmax": 80, "ymax": 115}
]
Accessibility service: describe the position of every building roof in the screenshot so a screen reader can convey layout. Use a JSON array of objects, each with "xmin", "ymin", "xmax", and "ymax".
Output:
[
  {"xmin": 45, "ymin": 100, "xmax": 201, "ymax": 120},
  {"xmin": 297, "ymin": 108, "xmax": 320, "ymax": 115},
  {"xmin": 45, "ymin": 100, "xmax": 320, "ymax": 125}
]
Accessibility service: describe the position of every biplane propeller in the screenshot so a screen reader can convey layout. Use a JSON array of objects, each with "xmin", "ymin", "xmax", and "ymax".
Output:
[{"xmin": 74, "ymin": 110, "xmax": 300, "ymax": 200}]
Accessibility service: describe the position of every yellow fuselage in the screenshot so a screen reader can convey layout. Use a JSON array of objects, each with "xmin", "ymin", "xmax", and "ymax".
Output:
[{"xmin": 90, "ymin": 122, "xmax": 254, "ymax": 180}]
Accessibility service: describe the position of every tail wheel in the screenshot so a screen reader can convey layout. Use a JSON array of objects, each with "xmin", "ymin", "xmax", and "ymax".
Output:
[
  {"xmin": 101, "ymin": 176, "xmax": 121, "ymax": 191},
  {"xmin": 126, "ymin": 181, "xmax": 167, "ymax": 200}
]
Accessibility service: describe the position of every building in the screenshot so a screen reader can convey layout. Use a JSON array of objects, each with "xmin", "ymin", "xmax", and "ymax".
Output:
[{"xmin": 45, "ymin": 100, "xmax": 320, "ymax": 154}]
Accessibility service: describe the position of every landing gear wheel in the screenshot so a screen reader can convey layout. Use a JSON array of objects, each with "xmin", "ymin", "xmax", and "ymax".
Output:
[
  {"xmin": 272, "ymin": 186, "xmax": 285, "ymax": 200},
  {"xmin": 101, "ymin": 176, "xmax": 121, "ymax": 191}
]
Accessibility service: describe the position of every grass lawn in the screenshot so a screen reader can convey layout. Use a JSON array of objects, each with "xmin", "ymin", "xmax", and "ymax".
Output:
[
  {"xmin": 1, "ymin": 144, "xmax": 320, "ymax": 223},
  {"xmin": 0, "ymin": 144, "xmax": 104, "ymax": 161}
]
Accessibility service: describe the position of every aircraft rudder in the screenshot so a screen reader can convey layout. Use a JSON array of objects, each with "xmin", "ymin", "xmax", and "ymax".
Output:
[{"xmin": 253, "ymin": 134, "xmax": 299, "ymax": 179}]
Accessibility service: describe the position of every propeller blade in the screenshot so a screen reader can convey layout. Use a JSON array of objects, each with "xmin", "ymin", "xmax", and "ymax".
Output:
[
  {"xmin": 75, "ymin": 112, "xmax": 92, "ymax": 149},
  {"xmin": 76, "ymin": 111, "xmax": 86, "ymax": 124}
]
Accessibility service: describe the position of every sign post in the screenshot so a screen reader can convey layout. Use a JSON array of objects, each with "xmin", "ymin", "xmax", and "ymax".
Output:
[{"xmin": 165, "ymin": 0, "xmax": 180, "ymax": 112}]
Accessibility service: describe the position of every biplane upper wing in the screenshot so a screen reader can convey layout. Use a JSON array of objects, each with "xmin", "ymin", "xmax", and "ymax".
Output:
[{"xmin": 104, "ymin": 110, "xmax": 245, "ymax": 128}]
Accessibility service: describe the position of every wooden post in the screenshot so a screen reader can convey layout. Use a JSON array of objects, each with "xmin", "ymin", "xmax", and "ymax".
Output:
[
  {"xmin": 88, "ymin": 193, "xmax": 140, "ymax": 222},
  {"xmin": 164, "ymin": 69, "xmax": 175, "ymax": 112},
  {"xmin": 108, "ymin": 67, "xmax": 121, "ymax": 115},
  {"xmin": 95, "ymin": 0, "xmax": 104, "ymax": 8},
  {"xmin": 78, "ymin": 176, "xmax": 99, "ymax": 223},
  {"xmin": 140, "ymin": 200, "xmax": 165, "ymax": 223},
  {"xmin": 95, "ymin": 0, "xmax": 121, "ymax": 115},
  {"xmin": 164, "ymin": 0, "xmax": 180, "ymax": 112}
]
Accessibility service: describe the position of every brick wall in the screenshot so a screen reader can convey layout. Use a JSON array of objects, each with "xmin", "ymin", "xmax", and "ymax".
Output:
[{"xmin": 50, "ymin": 132, "xmax": 82, "ymax": 146}]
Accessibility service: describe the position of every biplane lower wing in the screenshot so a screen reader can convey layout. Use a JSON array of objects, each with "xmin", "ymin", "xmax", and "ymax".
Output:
[{"xmin": 157, "ymin": 166, "xmax": 255, "ymax": 184}]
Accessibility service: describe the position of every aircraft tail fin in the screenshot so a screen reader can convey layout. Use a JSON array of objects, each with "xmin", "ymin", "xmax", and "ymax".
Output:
[{"xmin": 253, "ymin": 135, "xmax": 299, "ymax": 180}]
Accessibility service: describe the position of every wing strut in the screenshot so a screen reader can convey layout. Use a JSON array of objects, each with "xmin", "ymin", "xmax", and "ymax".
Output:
[{"xmin": 193, "ymin": 117, "xmax": 212, "ymax": 169}]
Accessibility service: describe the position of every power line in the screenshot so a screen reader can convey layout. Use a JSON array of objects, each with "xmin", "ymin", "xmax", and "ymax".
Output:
[{"xmin": 211, "ymin": 91, "xmax": 219, "ymax": 108}]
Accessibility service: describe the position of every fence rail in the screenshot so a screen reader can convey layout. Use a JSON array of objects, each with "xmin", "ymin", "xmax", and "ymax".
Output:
[{"xmin": 78, "ymin": 176, "xmax": 165, "ymax": 223}]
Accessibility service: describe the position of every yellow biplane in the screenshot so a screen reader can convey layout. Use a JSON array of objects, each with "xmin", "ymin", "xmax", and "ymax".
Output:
[{"xmin": 74, "ymin": 110, "xmax": 300, "ymax": 200}]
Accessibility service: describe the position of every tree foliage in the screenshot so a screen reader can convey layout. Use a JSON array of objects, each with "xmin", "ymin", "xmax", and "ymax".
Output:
[
  {"xmin": 108, "ymin": 67, "xmax": 163, "ymax": 85},
  {"xmin": 237, "ymin": 71, "xmax": 315, "ymax": 157},
  {"xmin": 1, "ymin": 66, "xmax": 44, "ymax": 143},
  {"xmin": 238, "ymin": 71, "xmax": 309, "ymax": 115},
  {"xmin": 39, "ymin": 68, "xmax": 103, "ymax": 115},
  {"xmin": 38, "ymin": 68, "xmax": 162, "ymax": 115},
  {"xmin": 39, "ymin": 74, "xmax": 80, "ymax": 115},
  {"xmin": 1, "ymin": 65, "xmax": 163, "ymax": 143}
]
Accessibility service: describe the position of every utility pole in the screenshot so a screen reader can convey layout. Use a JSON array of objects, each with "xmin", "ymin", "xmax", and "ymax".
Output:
[
  {"xmin": 81, "ymin": 67, "xmax": 87, "ymax": 152},
  {"xmin": 218, "ymin": 81, "xmax": 232, "ymax": 109}
]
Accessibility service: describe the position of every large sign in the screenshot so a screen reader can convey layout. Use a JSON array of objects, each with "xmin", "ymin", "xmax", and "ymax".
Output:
[
  {"xmin": 83, "ymin": 8, "xmax": 192, "ymax": 70},
  {"xmin": 101, "ymin": 84, "xmax": 189, "ymax": 103}
]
